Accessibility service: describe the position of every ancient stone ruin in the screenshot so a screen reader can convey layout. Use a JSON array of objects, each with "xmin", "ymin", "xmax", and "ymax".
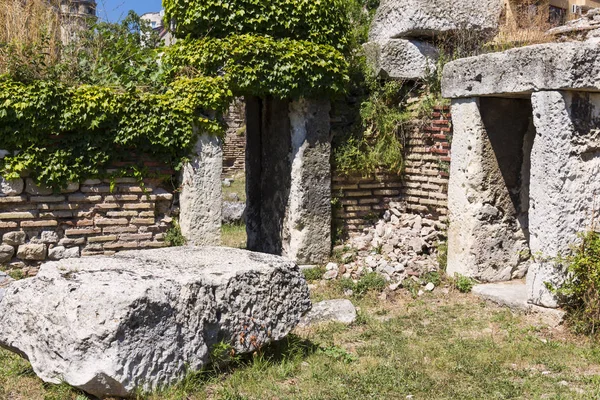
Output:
[
  {"xmin": 443, "ymin": 40, "xmax": 600, "ymax": 308},
  {"xmin": 0, "ymin": 247, "xmax": 310, "ymax": 398}
]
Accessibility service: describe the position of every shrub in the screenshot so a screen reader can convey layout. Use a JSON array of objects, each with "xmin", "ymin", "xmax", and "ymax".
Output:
[
  {"xmin": 303, "ymin": 266, "xmax": 326, "ymax": 282},
  {"xmin": 555, "ymin": 231, "xmax": 600, "ymax": 336},
  {"xmin": 453, "ymin": 274, "xmax": 475, "ymax": 293},
  {"xmin": 165, "ymin": 220, "xmax": 187, "ymax": 247}
]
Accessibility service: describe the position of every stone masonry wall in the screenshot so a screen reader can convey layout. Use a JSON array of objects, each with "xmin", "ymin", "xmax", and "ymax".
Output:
[
  {"xmin": 222, "ymin": 99, "xmax": 246, "ymax": 177},
  {"xmin": 333, "ymin": 106, "xmax": 452, "ymax": 235},
  {"xmin": 0, "ymin": 166, "xmax": 174, "ymax": 276}
]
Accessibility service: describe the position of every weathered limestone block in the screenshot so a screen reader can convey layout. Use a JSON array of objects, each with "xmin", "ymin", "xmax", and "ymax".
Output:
[
  {"xmin": 363, "ymin": 39, "xmax": 438, "ymax": 80},
  {"xmin": 369, "ymin": 0, "xmax": 503, "ymax": 42},
  {"xmin": 447, "ymin": 97, "xmax": 531, "ymax": 282},
  {"xmin": 0, "ymin": 244, "xmax": 15, "ymax": 264},
  {"xmin": 246, "ymin": 98, "xmax": 331, "ymax": 265},
  {"xmin": 442, "ymin": 42, "xmax": 600, "ymax": 99},
  {"xmin": 284, "ymin": 99, "xmax": 332, "ymax": 264},
  {"xmin": 0, "ymin": 247, "xmax": 311, "ymax": 398},
  {"xmin": 298, "ymin": 299, "xmax": 357, "ymax": 327},
  {"xmin": 222, "ymin": 201, "xmax": 246, "ymax": 225},
  {"xmin": 527, "ymin": 91, "xmax": 600, "ymax": 307},
  {"xmin": 40, "ymin": 231, "xmax": 59, "ymax": 244},
  {"xmin": 179, "ymin": 134, "xmax": 222, "ymax": 246},
  {"xmin": 16, "ymin": 243, "xmax": 47, "ymax": 261},
  {"xmin": 2, "ymin": 231, "xmax": 26, "ymax": 246},
  {"xmin": 0, "ymin": 177, "xmax": 24, "ymax": 197},
  {"xmin": 48, "ymin": 246, "xmax": 80, "ymax": 260},
  {"xmin": 25, "ymin": 178, "xmax": 53, "ymax": 196}
]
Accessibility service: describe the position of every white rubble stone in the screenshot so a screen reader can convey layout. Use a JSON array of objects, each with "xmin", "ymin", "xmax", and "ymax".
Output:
[
  {"xmin": 363, "ymin": 39, "xmax": 438, "ymax": 80},
  {"xmin": 0, "ymin": 247, "xmax": 310, "ymax": 398},
  {"xmin": 2, "ymin": 231, "xmax": 26, "ymax": 246},
  {"xmin": 179, "ymin": 134, "xmax": 223, "ymax": 246},
  {"xmin": 0, "ymin": 177, "xmax": 24, "ymax": 197},
  {"xmin": 40, "ymin": 231, "xmax": 59, "ymax": 244},
  {"xmin": 297, "ymin": 299, "xmax": 357, "ymax": 327},
  {"xmin": 16, "ymin": 244, "xmax": 46, "ymax": 261},
  {"xmin": 369, "ymin": 0, "xmax": 503, "ymax": 41},
  {"xmin": 0, "ymin": 244, "xmax": 15, "ymax": 264},
  {"xmin": 442, "ymin": 42, "xmax": 600, "ymax": 99},
  {"xmin": 25, "ymin": 178, "xmax": 53, "ymax": 195},
  {"xmin": 425, "ymin": 282, "xmax": 435, "ymax": 292},
  {"xmin": 221, "ymin": 201, "xmax": 246, "ymax": 225}
]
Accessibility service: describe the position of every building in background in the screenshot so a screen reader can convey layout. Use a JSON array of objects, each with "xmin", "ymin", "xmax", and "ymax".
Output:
[
  {"xmin": 59, "ymin": 0, "xmax": 96, "ymax": 43},
  {"xmin": 506, "ymin": 0, "xmax": 600, "ymax": 27},
  {"xmin": 141, "ymin": 10, "xmax": 174, "ymax": 46}
]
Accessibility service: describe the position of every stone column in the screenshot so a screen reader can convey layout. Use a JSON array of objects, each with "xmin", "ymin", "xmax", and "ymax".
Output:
[
  {"xmin": 447, "ymin": 97, "xmax": 531, "ymax": 282},
  {"xmin": 527, "ymin": 91, "xmax": 600, "ymax": 308},
  {"xmin": 246, "ymin": 97, "xmax": 331, "ymax": 264},
  {"xmin": 179, "ymin": 133, "xmax": 223, "ymax": 246}
]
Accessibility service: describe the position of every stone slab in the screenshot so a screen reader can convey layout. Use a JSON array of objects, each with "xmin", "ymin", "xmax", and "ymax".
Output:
[
  {"xmin": 0, "ymin": 247, "xmax": 311, "ymax": 398},
  {"xmin": 472, "ymin": 281, "xmax": 565, "ymax": 327},
  {"xmin": 369, "ymin": 0, "xmax": 503, "ymax": 41},
  {"xmin": 442, "ymin": 42, "xmax": 600, "ymax": 99},
  {"xmin": 297, "ymin": 299, "xmax": 357, "ymax": 327},
  {"xmin": 363, "ymin": 39, "xmax": 438, "ymax": 80}
]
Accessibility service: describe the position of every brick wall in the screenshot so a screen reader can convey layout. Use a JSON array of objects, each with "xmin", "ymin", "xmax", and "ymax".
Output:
[
  {"xmin": 222, "ymin": 99, "xmax": 246, "ymax": 177},
  {"xmin": 333, "ymin": 106, "xmax": 452, "ymax": 235},
  {"xmin": 0, "ymin": 164, "xmax": 175, "ymax": 275}
]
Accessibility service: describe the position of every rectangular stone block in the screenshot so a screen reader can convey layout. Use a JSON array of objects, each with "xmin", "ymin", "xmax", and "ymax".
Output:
[
  {"xmin": 119, "ymin": 233, "xmax": 153, "ymax": 241},
  {"xmin": 0, "ymin": 196, "xmax": 27, "ymax": 204},
  {"xmin": 131, "ymin": 218, "xmax": 155, "ymax": 225},
  {"xmin": 107, "ymin": 211, "xmax": 138, "ymax": 218},
  {"xmin": 95, "ymin": 218, "xmax": 129, "ymax": 226},
  {"xmin": 30, "ymin": 196, "xmax": 66, "ymax": 203},
  {"xmin": 104, "ymin": 195, "xmax": 139, "ymax": 202},
  {"xmin": 65, "ymin": 228, "xmax": 102, "ymax": 236},
  {"xmin": 102, "ymin": 226, "xmax": 139, "ymax": 234},
  {"xmin": 68, "ymin": 194, "xmax": 102, "ymax": 203},
  {"xmin": 20, "ymin": 220, "xmax": 58, "ymax": 228},
  {"xmin": 87, "ymin": 235, "xmax": 118, "ymax": 243},
  {"xmin": 122, "ymin": 203, "xmax": 154, "ymax": 210},
  {"xmin": 0, "ymin": 212, "xmax": 36, "ymax": 220}
]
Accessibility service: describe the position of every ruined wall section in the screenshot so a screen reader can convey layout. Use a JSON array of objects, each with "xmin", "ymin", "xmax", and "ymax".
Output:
[
  {"xmin": 222, "ymin": 99, "xmax": 246, "ymax": 176},
  {"xmin": 0, "ymin": 168, "xmax": 174, "ymax": 275}
]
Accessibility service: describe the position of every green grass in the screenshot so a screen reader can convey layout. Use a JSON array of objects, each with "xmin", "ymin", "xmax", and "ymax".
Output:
[
  {"xmin": 221, "ymin": 223, "xmax": 247, "ymax": 249},
  {"xmin": 222, "ymin": 173, "xmax": 246, "ymax": 204},
  {"xmin": 2, "ymin": 286, "xmax": 600, "ymax": 399}
]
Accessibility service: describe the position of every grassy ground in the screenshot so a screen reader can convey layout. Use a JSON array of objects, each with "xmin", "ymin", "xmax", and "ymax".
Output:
[
  {"xmin": 221, "ymin": 223, "xmax": 247, "ymax": 249},
  {"xmin": 2, "ymin": 280, "xmax": 600, "ymax": 400},
  {"xmin": 222, "ymin": 173, "xmax": 246, "ymax": 204}
]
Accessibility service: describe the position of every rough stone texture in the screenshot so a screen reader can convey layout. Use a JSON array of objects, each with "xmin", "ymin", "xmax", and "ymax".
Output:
[
  {"xmin": 298, "ymin": 299, "xmax": 357, "ymax": 327},
  {"xmin": 0, "ymin": 271, "xmax": 13, "ymax": 303},
  {"xmin": 363, "ymin": 39, "xmax": 438, "ymax": 80},
  {"xmin": 2, "ymin": 231, "xmax": 26, "ymax": 246},
  {"xmin": 16, "ymin": 243, "xmax": 46, "ymax": 261},
  {"xmin": 0, "ymin": 247, "xmax": 311, "ymax": 398},
  {"xmin": 179, "ymin": 134, "xmax": 223, "ymax": 246},
  {"xmin": 0, "ymin": 177, "xmax": 24, "ymax": 197},
  {"xmin": 0, "ymin": 244, "xmax": 15, "ymax": 263},
  {"xmin": 25, "ymin": 178, "xmax": 53, "ymax": 196},
  {"xmin": 447, "ymin": 98, "xmax": 531, "ymax": 282},
  {"xmin": 526, "ymin": 263, "xmax": 566, "ymax": 309},
  {"xmin": 369, "ymin": 0, "xmax": 502, "ymax": 41},
  {"xmin": 222, "ymin": 201, "xmax": 246, "ymax": 225},
  {"xmin": 284, "ymin": 99, "xmax": 332, "ymax": 264},
  {"xmin": 246, "ymin": 97, "xmax": 331, "ymax": 264},
  {"xmin": 526, "ymin": 91, "xmax": 600, "ymax": 307},
  {"xmin": 442, "ymin": 42, "xmax": 600, "ymax": 99},
  {"xmin": 548, "ymin": 9, "xmax": 600, "ymax": 41},
  {"xmin": 48, "ymin": 246, "xmax": 81, "ymax": 260}
]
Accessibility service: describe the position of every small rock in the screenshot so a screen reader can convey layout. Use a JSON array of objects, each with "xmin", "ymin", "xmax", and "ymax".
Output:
[
  {"xmin": 322, "ymin": 269, "xmax": 338, "ymax": 280},
  {"xmin": 389, "ymin": 282, "xmax": 401, "ymax": 291},
  {"xmin": 417, "ymin": 289, "xmax": 424, "ymax": 296},
  {"xmin": 16, "ymin": 244, "xmax": 46, "ymax": 261},
  {"xmin": 222, "ymin": 179, "xmax": 232, "ymax": 187},
  {"xmin": 390, "ymin": 215, "xmax": 400, "ymax": 225},
  {"xmin": 298, "ymin": 299, "xmax": 357, "ymax": 327},
  {"xmin": 0, "ymin": 245, "xmax": 15, "ymax": 264},
  {"xmin": 40, "ymin": 231, "xmax": 59, "ymax": 244},
  {"xmin": 326, "ymin": 262, "xmax": 338, "ymax": 271},
  {"xmin": 0, "ymin": 177, "xmax": 24, "ymax": 197},
  {"xmin": 2, "ymin": 231, "xmax": 26, "ymax": 246},
  {"xmin": 222, "ymin": 201, "xmax": 246, "ymax": 224},
  {"xmin": 382, "ymin": 210, "xmax": 391, "ymax": 222},
  {"xmin": 227, "ymin": 193, "xmax": 240, "ymax": 202},
  {"xmin": 344, "ymin": 289, "xmax": 354, "ymax": 297},
  {"xmin": 425, "ymin": 282, "xmax": 435, "ymax": 292}
]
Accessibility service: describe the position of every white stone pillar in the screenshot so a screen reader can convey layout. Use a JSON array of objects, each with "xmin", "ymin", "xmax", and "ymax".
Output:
[
  {"xmin": 527, "ymin": 91, "xmax": 600, "ymax": 308},
  {"xmin": 179, "ymin": 133, "xmax": 223, "ymax": 246},
  {"xmin": 447, "ymin": 97, "xmax": 531, "ymax": 282}
]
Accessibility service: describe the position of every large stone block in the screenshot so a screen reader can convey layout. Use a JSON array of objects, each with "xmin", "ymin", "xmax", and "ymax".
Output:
[
  {"xmin": 363, "ymin": 39, "xmax": 438, "ymax": 80},
  {"xmin": 369, "ymin": 0, "xmax": 503, "ymax": 41},
  {"xmin": 447, "ymin": 97, "xmax": 531, "ymax": 282},
  {"xmin": 179, "ymin": 133, "xmax": 222, "ymax": 246},
  {"xmin": 442, "ymin": 42, "xmax": 600, "ymax": 99},
  {"xmin": 0, "ymin": 177, "xmax": 24, "ymax": 197},
  {"xmin": 0, "ymin": 244, "xmax": 15, "ymax": 264},
  {"xmin": 0, "ymin": 247, "xmax": 311, "ymax": 398},
  {"xmin": 527, "ymin": 91, "xmax": 600, "ymax": 307},
  {"xmin": 246, "ymin": 97, "xmax": 331, "ymax": 264}
]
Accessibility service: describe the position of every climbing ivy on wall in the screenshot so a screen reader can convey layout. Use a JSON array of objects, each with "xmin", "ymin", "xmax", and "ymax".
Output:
[
  {"xmin": 0, "ymin": 76, "xmax": 232, "ymax": 188},
  {"xmin": 165, "ymin": 35, "xmax": 348, "ymax": 99},
  {"xmin": 162, "ymin": 0, "xmax": 349, "ymax": 50}
]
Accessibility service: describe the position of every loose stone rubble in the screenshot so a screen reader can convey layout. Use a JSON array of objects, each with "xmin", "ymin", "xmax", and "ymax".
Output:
[
  {"xmin": 548, "ymin": 9, "xmax": 600, "ymax": 41},
  {"xmin": 328, "ymin": 203, "xmax": 446, "ymax": 287},
  {"xmin": 0, "ymin": 247, "xmax": 311, "ymax": 398}
]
